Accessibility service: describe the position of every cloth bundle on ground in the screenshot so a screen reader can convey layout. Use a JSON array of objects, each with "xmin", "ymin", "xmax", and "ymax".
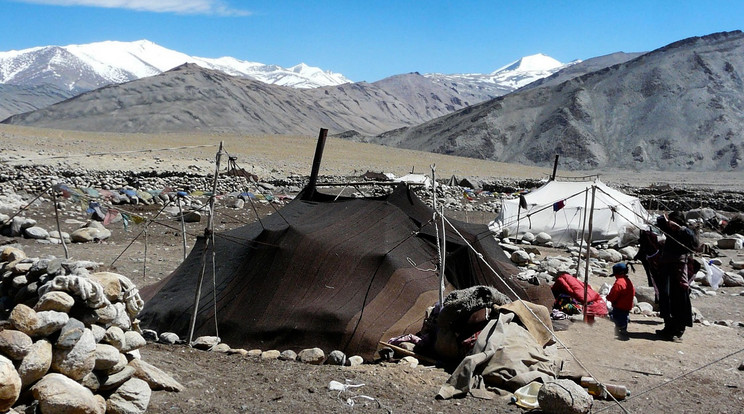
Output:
[
  {"xmin": 431, "ymin": 286, "xmax": 512, "ymax": 362},
  {"xmin": 551, "ymin": 272, "xmax": 608, "ymax": 317},
  {"xmin": 437, "ymin": 300, "xmax": 561, "ymax": 399}
]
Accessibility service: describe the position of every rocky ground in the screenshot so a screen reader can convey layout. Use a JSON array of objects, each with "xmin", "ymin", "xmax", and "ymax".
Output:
[{"xmin": 1, "ymin": 124, "xmax": 743, "ymax": 413}]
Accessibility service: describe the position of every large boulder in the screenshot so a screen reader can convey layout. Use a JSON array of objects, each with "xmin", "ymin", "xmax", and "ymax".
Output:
[
  {"xmin": 597, "ymin": 249, "xmax": 623, "ymax": 263},
  {"xmin": 617, "ymin": 246, "xmax": 639, "ymax": 260},
  {"xmin": 0, "ymin": 355, "xmax": 22, "ymax": 411},
  {"xmin": 511, "ymin": 250, "xmax": 531, "ymax": 265},
  {"xmin": 538, "ymin": 379, "xmax": 593, "ymax": 414},
  {"xmin": 51, "ymin": 329, "xmax": 97, "ymax": 381},
  {"xmin": 723, "ymin": 272, "xmax": 744, "ymax": 287},
  {"xmin": 32, "ymin": 373, "xmax": 105, "ymax": 414},
  {"xmin": 34, "ymin": 310, "xmax": 71, "ymax": 338},
  {"xmin": 535, "ymin": 232, "xmax": 552, "ymax": 245},
  {"xmin": 522, "ymin": 232, "xmax": 536, "ymax": 243},
  {"xmin": 106, "ymin": 378, "xmax": 151, "ymax": 414},
  {"xmin": 9, "ymin": 304, "xmax": 39, "ymax": 336},
  {"xmin": 56, "ymin": 318, "xmax": 87, "ymax": 349},
  {"xmin": 35, "ymin": 291, "xmax": 76, "ymax": 313},
  {"xmin": 17, "ymin": 339, "xmax": 53, "ymax": 389},
  {"xmin": 70, "ymin": 221, "xmax": 112, "ymax": 243},
  {"xmin": 130, "ymin": 359, "xmax": 184, "ymax": 392},
  {"xmin": 24, "ymin": 226, "xmax": 49, "ymax": 240},
  {"xmin": 1, "ymin": 246, "xmax": 27, "ymax": 262},
  {"xmin": 298, "ymin": 348, "xmax": 325, "ymax": 365},
  {"xmin": 0, "ymin": 329, "xmax": 33, "ymax": 360},
  {"xmin": 94, "ymin": 344, "xmax": 122, "ymax": 371},
  {"xmin": 89, "ymin": 272, "xmax": 123, "ymax": 302}
]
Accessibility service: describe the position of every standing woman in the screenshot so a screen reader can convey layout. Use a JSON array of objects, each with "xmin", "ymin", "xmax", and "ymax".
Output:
[{"xmin": 654, "ymin": 211, "xmax": 696, "ymax": 342}]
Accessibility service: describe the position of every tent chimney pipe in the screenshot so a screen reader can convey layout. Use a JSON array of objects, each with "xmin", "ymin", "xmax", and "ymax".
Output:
[
  {"xmin": 306, "ymin": 128, "xmax": 328, "ymax": 198},
  {"xmin": 550, "ymin": 155, "xmax": 559, "ymax": 181}
]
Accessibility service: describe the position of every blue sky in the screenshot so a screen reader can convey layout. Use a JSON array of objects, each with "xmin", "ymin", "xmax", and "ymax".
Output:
[{"xmin": 2, "ymin": 0, "xmax": 743, "ymax": 82}]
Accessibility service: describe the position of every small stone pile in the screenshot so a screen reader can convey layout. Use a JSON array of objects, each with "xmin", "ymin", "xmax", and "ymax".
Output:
[
  {"xmin": 0, "ymin": 246, "xmax": 182, "ymax": 414},
  {"xmin": 0, "ymin": 211, "xmax": 112, "ymax": 245}
]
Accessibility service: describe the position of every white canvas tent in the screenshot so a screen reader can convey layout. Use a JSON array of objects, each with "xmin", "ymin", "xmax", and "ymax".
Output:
[{"xmin": 488, "ymin": 178, "xmax": 650, "ymax": 246}]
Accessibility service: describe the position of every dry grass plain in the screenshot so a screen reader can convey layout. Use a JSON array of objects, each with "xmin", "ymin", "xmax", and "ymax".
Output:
[{"xmin": 3, "ymin": 124, "xmax": 743, "ymax": 191}]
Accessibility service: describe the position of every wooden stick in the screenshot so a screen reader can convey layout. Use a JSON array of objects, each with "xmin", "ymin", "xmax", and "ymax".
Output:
[
  {"xmin": 177, "ymin": 196, "xmax": 187, "ymax": 261},
  {"xmin": 378, "ymin": 341, "xmax": 438, "ymax": 365},
  {"xmin": 188, "ymin": 141, "xmax": 223, "ymax": 345},
  {"xmin": 582, "ymin": 185, "xmax": 597, "ymax": 322},
  {"xmin": 51, "ymin": 189, "xmax": 70, "ymax": 259}
]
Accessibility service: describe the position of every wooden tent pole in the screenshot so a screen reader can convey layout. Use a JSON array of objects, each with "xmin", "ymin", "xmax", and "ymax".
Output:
[
  {"xmin": 188, "ymin": 141, "xmax": 223, "ymax": 345},
  {"xmin": 51, "ymin": 189, "xmax": 69, "ymax": 259},
  {"xmin": 177, "ymin": 194, "xmax": 187, "ymax": 260},
  {"xmin": 515, "ymin": 203, "xmax": 521, "ymax": 239},
  {"xmin": 305, "ymin": 128, "xmax": 328, "ymax": 200},
  {"xmin": 550, "ymin": 155, "xmax": 559, "ymax": 181},
  {"xmin": 575, "ymin": 188, "xmax": 590, "ymax": 284},
  {"xmin": 143, "ymin": 226, "xmax": 148, "ymax": 279},
  {"xmin": 582, "ymin": 185, "xmax": 597, "ymax": 322},
  {"xmin": 440, "ymin": 204, "xmax": 446, "ymax": 304},
  {"xmin": 430, "ymin": 164, "xmax": 444, "ymax": 306},
  {"xmin": 207, "ymin": 142, "xmax": 222, "ymax": 339}
]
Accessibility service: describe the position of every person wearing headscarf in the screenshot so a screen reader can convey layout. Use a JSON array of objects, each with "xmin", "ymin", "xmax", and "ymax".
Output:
[{"xmin": 654, "ymin": 211, "xmax": 696, "ymax": 342}]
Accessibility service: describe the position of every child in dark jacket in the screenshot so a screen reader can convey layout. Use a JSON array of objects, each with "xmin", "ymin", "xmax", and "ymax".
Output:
[{"xmin": 607, "ymin": 262, "xmax": 635, "ymax": 338}]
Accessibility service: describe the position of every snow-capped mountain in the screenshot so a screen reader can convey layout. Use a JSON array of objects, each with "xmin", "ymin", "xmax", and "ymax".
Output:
[
  {"xmin": 0, "ymin": 40, "xmax": 584, "ymax": 124},
  {"xmin": 0, "ymin": 40, "xmax": 352, "ymax": 92},
  {"xmin": 424, "ymin": 53, "xmax": 577, "ymax": 97}
]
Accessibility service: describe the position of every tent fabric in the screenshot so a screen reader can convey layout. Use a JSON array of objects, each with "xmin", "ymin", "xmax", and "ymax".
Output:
[
  {"xmin": 139, "ymin": 183, "xmax": 550, "ymax": 360},
  {"xmin": 489, "ymin": 179, "xmax": 650, "ymax": 245}
]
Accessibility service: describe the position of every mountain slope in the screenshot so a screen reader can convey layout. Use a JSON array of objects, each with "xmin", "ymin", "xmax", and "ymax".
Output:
[
  {"xmin": 365, "ymin": 31, "xmax": 744, "ymax": 172},
  {"xmin": 1, "ymin": 65, "xmax": 480, "ymax": 135},
  {"xmin": 0, "ymin": 84, "xmax": 76, "ymax": 120}
]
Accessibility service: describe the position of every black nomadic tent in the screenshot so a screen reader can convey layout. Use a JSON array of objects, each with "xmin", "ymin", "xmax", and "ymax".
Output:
[{"xmin": 139, "ymin": 184, "xmax": 550, "ymax": 360}]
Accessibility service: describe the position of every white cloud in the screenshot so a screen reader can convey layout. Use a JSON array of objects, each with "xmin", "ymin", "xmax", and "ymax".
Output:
[{"xmin": 15, "ymin": 0, "xmax": 251, "ymax": 16}]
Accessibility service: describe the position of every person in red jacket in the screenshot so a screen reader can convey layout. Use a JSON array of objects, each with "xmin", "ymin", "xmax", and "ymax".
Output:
[{"xmin": 607, "ymin": 262, "xmax": 635, "ymax": 338}]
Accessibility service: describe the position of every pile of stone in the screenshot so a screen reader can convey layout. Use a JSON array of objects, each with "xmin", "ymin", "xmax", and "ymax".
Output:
[
  {"xmin": 500, "ymin": 232, "xmax": 638, "ymax": 278},
  {"xmin": 0, "ymin": 246, "xmax": 182, "ymax": 414},
  {"xmin": 0, "ymin": 211, "xmax": 112, "ymax": 245},
  {"xmin": 411, "ymin": 183, "xmax": 503, "ymax": 213}
]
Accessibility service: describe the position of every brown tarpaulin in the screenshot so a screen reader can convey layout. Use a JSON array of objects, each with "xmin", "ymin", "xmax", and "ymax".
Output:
[{"xmin": 139, "ymin": 184, "xmax": 550, "ymax": 360}]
